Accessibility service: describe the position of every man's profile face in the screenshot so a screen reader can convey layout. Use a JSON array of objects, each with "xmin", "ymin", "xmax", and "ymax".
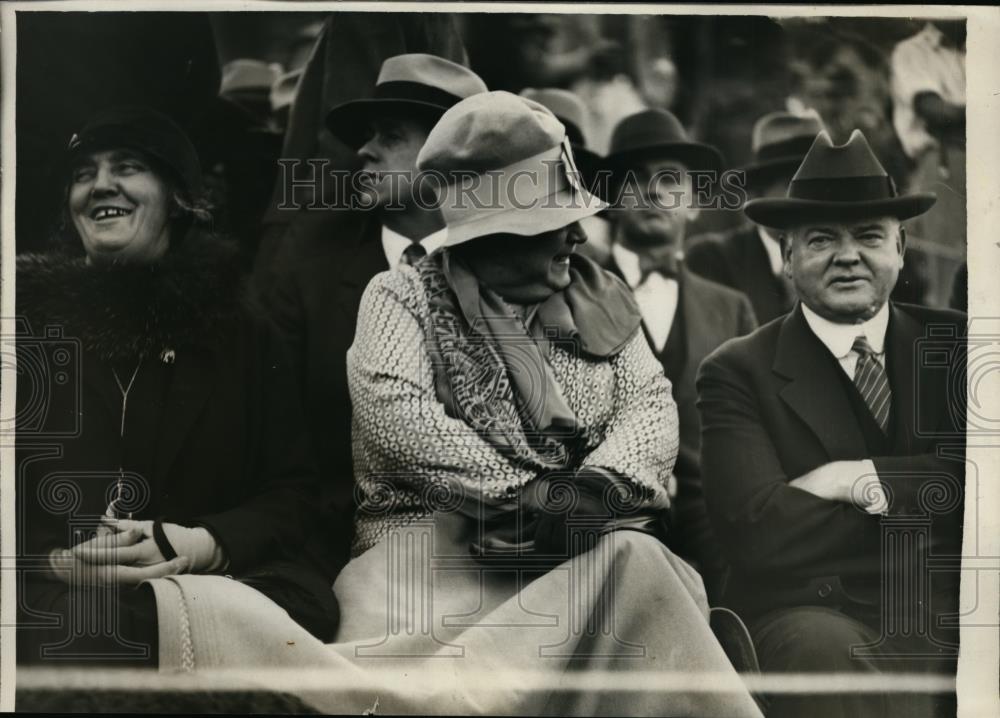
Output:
[
  {"xmin": 784, "ymin": 216, "xmax": 904, "ymax": 323},
  {"xmin": 615, "ymin": 157, "xmax": 696, "ymax": 250},
  {"xmin": 356, "ymin": 116, "xmax": 431, "ymax": 208}
]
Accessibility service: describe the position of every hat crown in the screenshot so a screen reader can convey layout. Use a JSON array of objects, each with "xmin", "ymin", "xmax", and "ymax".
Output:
[
  {"xmin": 520, "ymin": 88, "xmax": 588, "ymax": 145},
  {"xmin": 792, "ymin": 130, "xmax": 889, "ymax": 183},
  {"xmin": 418, "ymin": 91, "xmax": 565, "ymax": 174},
  {"xmin": 608, "ymin": 109, "xmax": 690, "ymax": 156},
  {"xmin": 376, "ymin": 53, "xmax": 487, "ymax": 101},
  {"xmin": 69, "ymin": 105, "xmax": 202, "ymax": 193},
  {"xmin": 751, "ymin": 111, "xmax": 825, "ymax": 156}
]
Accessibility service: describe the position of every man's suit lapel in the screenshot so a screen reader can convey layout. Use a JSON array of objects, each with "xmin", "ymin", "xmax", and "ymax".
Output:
[
  {"xmin": 339, "ymin": 214, "xmax": 390, "ymax": 293},
  {"xmin": 679, "ymin": 269, "xmax": 721, "ymax": 376},
  {"xmin": 773, "ymin": 306, "xmax": 868, "ymax": 460},
  {"xmin": 885, "ymin": 303, "xmax": 924, "ymax": 453}
]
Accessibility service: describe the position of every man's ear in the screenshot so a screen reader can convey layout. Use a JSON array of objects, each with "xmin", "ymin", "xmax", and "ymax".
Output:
[
  {"xmin": 781, "ymin": 231, "xmax": 794, "ymax": 278},
  {"xmin": 897, "ymin": 224, "xmax": 908, "ymax": 268}
]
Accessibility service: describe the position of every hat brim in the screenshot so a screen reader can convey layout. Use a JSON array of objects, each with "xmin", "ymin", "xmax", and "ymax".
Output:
[
  {"xmin": 443, "ymin": 186, "xmax": 608, "ymax": 248},
  {"xmin": 325, "ymin": 98, "xmax": 448, "ymax": 149},
  {"xmin": 604, "ymin": 142, "xmax": 724, "ymax": 176},
  {"xmin": 744, "ymin": 194, "xmax": 937, "ymax": 230},
  {"xmin": 741, "ymin": 156, "xmax": 803, "ymax": 191}
]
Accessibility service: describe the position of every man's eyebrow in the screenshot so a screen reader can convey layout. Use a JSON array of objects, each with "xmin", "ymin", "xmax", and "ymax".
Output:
[
  {"xmin": 803, "ymin": 226, "xmax": 837, "ymax": 235},
  {"xmin": 852, "ymin": 224, "xmax": 885, "ymax": 234}
]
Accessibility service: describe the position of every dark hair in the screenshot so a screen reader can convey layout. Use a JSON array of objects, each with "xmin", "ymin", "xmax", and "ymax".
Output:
[{"xmin": 50, "ymin": 148, "xmax": 214, "ymax": 255}]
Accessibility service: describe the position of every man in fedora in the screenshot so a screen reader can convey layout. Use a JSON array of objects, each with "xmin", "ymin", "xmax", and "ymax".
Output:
[
  {"xmin": 687, "ymin": 111, "xmax": 824, "ymax": 324},
  {"xmin": 265, "ymin": 53, "xmax": 487, "ymax": 578},
  {"xmin": 697, "ymin": 130, "xmax": 966, "ymax": 718},
  {"xmin": 603, "ymin": 108, "xmax": 758, "ymax": 604}
]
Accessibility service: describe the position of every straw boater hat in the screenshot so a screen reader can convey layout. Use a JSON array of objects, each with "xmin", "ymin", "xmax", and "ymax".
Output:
[
  {"xmin": 325, "ymin": 53, "xmax": 488, "ymax": 149},
  {"xmin": 741, "ymin": 111, "xmax": 825, "ymax": 190},
  {"xmin": 743, "ymin": 129, "xmax": 936, "ymax": 230},
  {"xmin": 416, "ymin": 91, "xmax": 606, "ymax": 247}
]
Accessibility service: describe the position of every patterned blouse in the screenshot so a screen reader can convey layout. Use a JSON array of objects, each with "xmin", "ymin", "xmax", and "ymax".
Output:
[{"xmin": 347, "ymin": 266, "xmax": 679, "ymax": 556}]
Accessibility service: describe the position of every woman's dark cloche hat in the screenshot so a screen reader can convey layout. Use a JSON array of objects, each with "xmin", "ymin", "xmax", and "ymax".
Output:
[
  {"xmin": 66, "ymin": 106, "xmax": 203, "ymax": 194},
  {"xmin": 326, "ymin": 53, "xmax": 488, "ymax": 149},
  {"xmin": 604, "ymin": 108, "xmax": 724, "ymax": 174},
  {"xmin": 744, "ymin": 130, "xmax": 936, "ymax": 230}
]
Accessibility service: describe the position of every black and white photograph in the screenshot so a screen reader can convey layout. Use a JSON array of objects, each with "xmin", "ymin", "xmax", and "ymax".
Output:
[{"xmin": 2, "ymin": 2, "xmax": 998, "ymax": 715}]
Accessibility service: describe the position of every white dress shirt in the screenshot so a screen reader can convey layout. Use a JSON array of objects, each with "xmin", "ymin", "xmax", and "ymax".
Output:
[
  {"xmin": 612, "ymin": 244, "xmax": 678, "ymax": 354},
  {"xmin": 801, "ymin": 302, "xmax": 891, "ymax": 515},
  {"xmin": 801, "ymin": 302, "xmax": 889, "ymax": 378},
  {"xmin": 891, "ymin": 23, "xmax": 966, "ymax": 159},
  {"xmin": 381, "ymin": 225, "xmax": 448, "ymax": 267},
  {"xmin": 757, "ymin": 226, "xmax": 785, "ymax": 276}
]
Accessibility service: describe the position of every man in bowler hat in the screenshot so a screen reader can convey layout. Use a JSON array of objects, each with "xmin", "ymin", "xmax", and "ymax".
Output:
[
  {"xmin": 697, "ymin": 130, "xmax": 966, "ymax": 718},
  {"xmin": 603, "ymin": 108, "xmax": 758, "ymax": 603},
  {"xmin": 687, "ymin": 111, "xmax": 824, "ymax": 324},
  {"xmin": 264, "ymin": 54, "xmax": 487, "ymax": 577}
]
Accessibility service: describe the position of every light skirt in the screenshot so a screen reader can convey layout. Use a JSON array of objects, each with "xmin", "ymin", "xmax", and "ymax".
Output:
[{"xmin": 148, "ymin": 512, "xmax": 762, "ymax": 717}]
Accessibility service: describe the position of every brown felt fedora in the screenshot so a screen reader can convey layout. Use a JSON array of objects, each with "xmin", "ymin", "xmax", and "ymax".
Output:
[
  {"xmin": 325, "ymin": 53, "xmax": 487, "ymax": 149},
  {"xmin": 743, "ymin": 130, "xmax": 936, "ymax": 230}
]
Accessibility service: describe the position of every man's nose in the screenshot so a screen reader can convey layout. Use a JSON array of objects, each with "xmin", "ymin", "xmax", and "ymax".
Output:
[
  {"xmin": 832, "ymin": 238, "xmax": 861, "ymax": 263},
  {"xmin": 357, "ymin": 139, "xmax": 379, "ymax": 164}
]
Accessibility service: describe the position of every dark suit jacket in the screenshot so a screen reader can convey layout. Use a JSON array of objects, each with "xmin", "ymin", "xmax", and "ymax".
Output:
[
  {"xmin": 606, "ymin": 261, "xmax": 757, "ymax": 601},
  {"xmin": 686, "ymin": 225, "xmax": 793, "ymax": 325},
  {"xmin": 262, "ymin": 210, "xmax": 388, "ymax": 576},
  {"xmin": 697, "ymin": 303, "xmax": 966, "ymax": 628}
]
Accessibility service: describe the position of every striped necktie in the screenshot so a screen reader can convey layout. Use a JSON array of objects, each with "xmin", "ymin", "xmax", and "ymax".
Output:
[
  {"xmin": 401, "ymin": 242, "xmax": 427, "ymax": 267},
  {"xmin": 852, "ymin": 335, "xmax": 892, "ymax": 433}
]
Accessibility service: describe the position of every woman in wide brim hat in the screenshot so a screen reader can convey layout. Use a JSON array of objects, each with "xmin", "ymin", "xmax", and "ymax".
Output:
[
  {"xmin": 142, "ymin": 91, "xmax": 763, "ymax": 718},
  {"xmin": 16, "ymin": 106, "xmax": 338, "ymax": 669},
  {"xmin": 744, "ymin": 129, "xmax": 936, "ymax": 230}
]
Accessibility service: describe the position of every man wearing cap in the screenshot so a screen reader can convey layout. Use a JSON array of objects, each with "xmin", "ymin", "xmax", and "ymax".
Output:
[
  {"xmin": 265, "ymin": 54, "xmax": 487, "ymax": 577},
  {"xmin": 687, "ymin": 111, "xmax": 824, "ymax": 324},
  {"xmin": 601, "ymin": 108, "xmax": 758, "ymax": 603},
  {"xmin": 697, "ymin": 130, "xmax": 965, "ymax": 718}
]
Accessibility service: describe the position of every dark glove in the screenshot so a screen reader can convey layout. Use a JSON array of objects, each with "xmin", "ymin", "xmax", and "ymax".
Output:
[{"xmin": 527, "ymin": 468, "xmax": 642, "ymax": 560}]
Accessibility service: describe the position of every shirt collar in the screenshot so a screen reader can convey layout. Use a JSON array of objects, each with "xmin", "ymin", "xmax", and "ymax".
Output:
[
  {"xmin": 611, "ymin": 243, "xmax": 642, "ymax": 289},
  {"xmin": 381, "ymin": 225, "xmax": 449, "ymax": 266},
  {"xmin": 802, "ymin": 302, "xmax": 890, "ymax": 359}
]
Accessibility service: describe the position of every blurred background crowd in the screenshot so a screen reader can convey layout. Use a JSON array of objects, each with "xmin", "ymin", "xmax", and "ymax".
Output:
[{"xmin": 16, "ymin": 11, "xmax": 966, "ymax": 308}]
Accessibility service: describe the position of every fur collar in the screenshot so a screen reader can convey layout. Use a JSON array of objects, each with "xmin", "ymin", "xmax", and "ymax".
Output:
[{"xmin": 17, "ymin": 236, "xmax": 248, "ymax": 362}]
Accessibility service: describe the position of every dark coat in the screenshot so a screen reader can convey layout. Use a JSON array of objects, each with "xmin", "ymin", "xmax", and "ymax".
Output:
[
  {"xmin": 605, "ymin": 261, "xmax": 757, "ymax": 601},
  {"xmin": 697, "ymin": 303, "xmax": 966, "ymax": 630},
  {"xmin": 16, "ymin": 237, "xmax": 338, "ymax": 642},
  {"xmin": 261, "ymin": 210, "xmax": 387, "ymax": 576},
  {"xmin": 686, "ymin": 225, "xmax": 794, "ymax": 325}
]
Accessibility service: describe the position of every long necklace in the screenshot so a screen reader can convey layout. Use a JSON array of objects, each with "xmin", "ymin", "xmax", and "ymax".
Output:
[{"xmin": 104, "ymin": 360, "xmax": 142, "ymax": 521}]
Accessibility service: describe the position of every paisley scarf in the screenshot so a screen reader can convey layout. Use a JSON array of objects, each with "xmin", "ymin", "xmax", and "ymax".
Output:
[{"xmin": 417, "ymin": 249, "xmax": 642, "ymax": 473}]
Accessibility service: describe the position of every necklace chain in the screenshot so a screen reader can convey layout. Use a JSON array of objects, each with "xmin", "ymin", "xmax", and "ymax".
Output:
[{"xmin": 106, "ymin": 360, "xmax": 142, "ymax": 521}]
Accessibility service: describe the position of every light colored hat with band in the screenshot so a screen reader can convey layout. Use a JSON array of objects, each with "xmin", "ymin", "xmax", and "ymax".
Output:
[
  {"xmin": 326, "ymin": 53, "xmax": 488, "ymax": 149},
  {"xmin": 416, "ymin": 91, "xmax": 607, "ymax": 247}
]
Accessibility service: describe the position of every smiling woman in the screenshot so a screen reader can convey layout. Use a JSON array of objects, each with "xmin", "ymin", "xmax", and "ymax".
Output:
[{"xmin": 15, "ymin": 106, "xmax": 338, "ymax": 669}]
